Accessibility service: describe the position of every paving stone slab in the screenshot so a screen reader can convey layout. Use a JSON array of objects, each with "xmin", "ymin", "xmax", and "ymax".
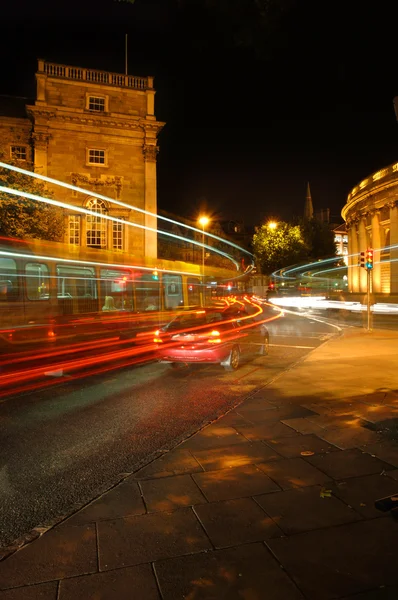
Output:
[
  {"xmin": 234, "ymin": 421, "xmax": 300, "ymax": 442},
  {"xmin": 58, "ymin": 564, "xmax": 160, "ymax": 600},
  {"xmin": 300, "ymin": 403, "xmax": 335, "ymax": 415},
  {"xmin": 339, "ymin": 586, "xmax": 398, "ymax": 599},
  {"xmin": 132, "ymin": 449, "xmax": 204, "ymax": 479},
  {"xmin": 192, "ymin": 465, "xmax": 280, "ymax": 502},
  {"xmin": 267, "ymin": 518, "xmax": 398, "ymax": 600},
  {"xmin": 386, "ymin": 469, "xmax": 398, "ymax": 482},
  {"xmin": 97, "ymin": 507, "xmax": 211, "ymax": 570},
  {"xmin": 330, "ymin": 474, "xmax": 398, "ymax": 519},
  {"xmin": 154, "ymin": 542, "xmax": 304, "ymax": 600},
  {"xmin": 353, "ymin": 405, "xmax": 398, "ymax": 424},
  {"xmin": 318, "ymin": 426, "xmax": 380, "ymax": 450},
  {"xmin": 0, "ymin": 525, "xmax": 97, "ymax": 590},
  {"xmin": 361, "ymin": 442, "xmax": 398, "ymax": 469},
  {"xmin": 236, "ymin": 405, "xmax": 317, "ymax": 423},
  {"xmin": 177, "ymin": 426, "xmax": 248, "ymax": 450},
  {"xmin": 0, "ymin": 582, "xmax": 58, "ymax": 600},
  {"xmin": 235, "ymin": 396, "xmax": 278, "ymax": 410},
  {"xmin": 190, "ymin": 442, "xmax": 283, "ymax": 471},
  {"xmin": 256, "ymin": 457, "xmax": 332, "ymax": 490},
  {"xmin": 281, "ymin": 418, "xmax": 325, "ymax": 435},
  {"xmin": 194, "ymin": 497, "xmax": 282, "ymax": 548},
  {"xmin": 62, "ymin": 480, "xmax": 145, "ymax": 526},
  {"xmin": 265, "ymin": 434, "xmax": 338, "ymax": 458},
  {"xmin": 255, "ymin": 485, "xmax": 361, "ymax": 535},
  {"xmin": 216, "ymin": 411, "xmax": 252, "ymax": 427},
  {"xmin": 306, "ymin": 449, "xmax": 395, "ymax": 480},
  {"xmin": 139, "ymin": 474, "xmax": 207, "ymax": 512},
  {"xmin": 305, "ymin": 414, "xmax": 366, "ymax": 430}
]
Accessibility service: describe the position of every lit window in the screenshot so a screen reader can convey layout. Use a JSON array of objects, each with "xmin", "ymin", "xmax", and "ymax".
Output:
[
  {"xmin": 112, "ymin": 219, "xmax": 124, "ymax": 250},
  {"xmin": 88, "ymin": 149, "xmax": 106, "ymax": 165},
  {"xmin": 86, "ymin": 198, "xmax": 107, "ymax": 248},
  {"xmin": 11, "ymin": 146, "xmax": 27, "ymax": 161},
  {"xmin": 335, "ymin": 235, "xmax": 342, "ymax": 242},
  {"xmin": 69, "ymin": 215, "xmax": 80, "ymax": 245},
  {"xmin": 343, "ymin": 235, "xmax": 348, "ymax": 243},
  {"xmin": 88, "ymin": 96, "xmax": 106, "ymax": 112}
]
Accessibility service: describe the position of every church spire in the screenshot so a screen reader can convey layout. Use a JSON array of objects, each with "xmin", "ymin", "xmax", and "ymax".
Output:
[{"xmin": 304, "ymin": 182, "xmax": 314, "ymax": 220}]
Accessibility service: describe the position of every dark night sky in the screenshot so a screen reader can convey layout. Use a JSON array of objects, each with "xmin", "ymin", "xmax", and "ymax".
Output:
[{"xmin": 1, "ymin": 0, "xmax": 397, "ymax": 227}]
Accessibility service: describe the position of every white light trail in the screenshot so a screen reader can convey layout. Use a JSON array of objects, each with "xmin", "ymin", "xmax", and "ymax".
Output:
[
  {"xmin": 0, "ymin": 161, "xmax": 253, "ymax": 259},
  {"xmin": 268, "ymin": 296, "xmax": 398, "ymax": 314},
  {"xmin": 0, "ymin": 185, "xmax": 240, "ymax": 269}
]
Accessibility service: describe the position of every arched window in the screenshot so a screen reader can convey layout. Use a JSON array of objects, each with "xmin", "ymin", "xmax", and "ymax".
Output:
[{"xmin": 86, "ymin": 198, "xmax": 108, "ymax": 248}]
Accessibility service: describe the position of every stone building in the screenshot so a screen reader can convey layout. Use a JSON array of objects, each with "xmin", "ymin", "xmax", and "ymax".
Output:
[
  {"xmin": 333, "ymin": 223, "xmax": 348, "ymax": 265},
  {"xmin": 342, "ymin": 162, "xmax": 398, "ymax": 295},
  {"xmin": 0, "ymin": 59, "xmax": 164, "ymax": 258}
]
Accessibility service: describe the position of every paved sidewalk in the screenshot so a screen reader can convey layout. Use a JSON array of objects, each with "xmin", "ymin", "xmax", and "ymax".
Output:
[{"xmin": 1, "ymin": 328, "xmax": 398, "ymax": 599}]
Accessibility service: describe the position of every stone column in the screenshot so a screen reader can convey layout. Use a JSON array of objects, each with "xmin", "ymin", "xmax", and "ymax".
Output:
[
  {"xmin": 390, "ymin": 202, "xmax": 398, "ymax": 294},
  {"xmin": 371, "ymin": 210, "xmax": 381, "ymax": 293},
  {"xmin": 143, "ymin": 144, "xmax": 158, "ymax": 259},
  {"xmin": 32, "ymin": 131, "xmax": 50, "ymax": 176},
  {"xmin": 358, "ymin": 217, "xmax": 368, "ymax": 292},
  {"xmin": 349, "ymin": 222, "xmax": 359, "ymax": 292}
]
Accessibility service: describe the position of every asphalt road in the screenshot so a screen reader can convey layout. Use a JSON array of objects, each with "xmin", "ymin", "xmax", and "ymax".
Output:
[{"xmin": 0, "ymin": 307, "xmax": 340, "ymax": 549}]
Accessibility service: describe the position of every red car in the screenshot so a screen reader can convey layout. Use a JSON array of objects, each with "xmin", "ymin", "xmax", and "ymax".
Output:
[{"xmin": 154, "ymin": 302, "xmax": 269, "ymax": 371}]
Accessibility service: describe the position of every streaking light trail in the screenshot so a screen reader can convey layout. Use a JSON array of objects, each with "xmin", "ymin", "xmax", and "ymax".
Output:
[
  {"xmin": 0, "ymin": 161, "xmax": 253, "ymax": 261},
  {"xmin": 0, "ymin": 184, "xmax": 241, "ymax": 270}
]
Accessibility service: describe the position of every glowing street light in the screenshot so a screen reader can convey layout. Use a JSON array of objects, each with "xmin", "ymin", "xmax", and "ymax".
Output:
[
  {"xmin": 198, "ymin": 216, "xmax": 210, "ymax": 305},
  {"xmin": 267, "ymin": 221, "xmax": 278, "ymax": 230}
]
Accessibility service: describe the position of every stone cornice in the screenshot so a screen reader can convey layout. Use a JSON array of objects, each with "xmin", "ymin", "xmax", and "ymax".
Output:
[
  {"xmin": 141, "ymin": 120, "xmax": 165, "ymax": 135},
  {"xmin": 49, "ymin": 113, "xmax": 143, "ymax": 130},
  {"xmin": 26, "ymin": 106, "xmax": 56, "ymax": 120},
  {"xmin": 26, "ymin": 105, "xmax": 165, "ymax": 135},
  {"xmin": 342, "ymin": 178, "xmax": 398, "ymax": 221}
]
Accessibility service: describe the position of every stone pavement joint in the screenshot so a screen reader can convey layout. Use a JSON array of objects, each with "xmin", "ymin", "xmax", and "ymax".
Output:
[{"xmin": 1, "ymin": 328, "xmax": 398, "ymax": 598}]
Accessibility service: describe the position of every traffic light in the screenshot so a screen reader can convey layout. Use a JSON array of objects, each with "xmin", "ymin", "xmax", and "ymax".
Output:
[
  {"xmin": 152, "ymin": 270, "xmax": 159, "ymax": 280},
  {"xmin": 359, "ymin": 252, "xmax": 365, "ymax": 268},
  {"xmin": 365, "ymin": 249, "xmax": 373, "ymax": 270}
]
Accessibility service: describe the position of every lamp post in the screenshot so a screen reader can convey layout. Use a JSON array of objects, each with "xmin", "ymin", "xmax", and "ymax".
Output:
[{"xmin": 198, "ymin": 216, "xmax": 209, "ymax": 306}]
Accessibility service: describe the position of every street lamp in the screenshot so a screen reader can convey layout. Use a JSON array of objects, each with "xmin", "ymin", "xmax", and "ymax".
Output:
[
  {"xmin": 267, "ymin": 221, "xmax": 277, "ymax": 230},
  {"xmin": 198, "ymin": 216, "xmax": 209, "ymax": 306}
]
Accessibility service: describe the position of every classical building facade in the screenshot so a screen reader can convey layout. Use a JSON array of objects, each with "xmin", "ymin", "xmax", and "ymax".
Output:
[
  {"xmin": 342, "ymin": 162, "xmax": 398, "ymax": 294},
  {"xmin": 333, "ymin": 223, "xmax": 348, "ymax": 264},
  {"xmin": 0, "ymin": 59, "xmax": 164, "ymax": 258}
]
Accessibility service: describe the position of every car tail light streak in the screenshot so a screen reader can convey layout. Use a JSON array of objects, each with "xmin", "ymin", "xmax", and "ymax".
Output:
[
  {"xmin": 207, "ymin": 330, "xmax": 221, "ymax": 344},
  {"xmin": 153, "ymin": 329, "xmax": 163, "ymax": 343}
]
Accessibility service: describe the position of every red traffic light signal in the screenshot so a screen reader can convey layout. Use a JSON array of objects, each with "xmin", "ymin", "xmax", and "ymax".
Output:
[
  {"xmin": 365, "ymin": 249, "xmax": 373, "ymax": 270},
  {"xmin": 359, "ymin": 252, "xmax": 365, "ymax": 268}
]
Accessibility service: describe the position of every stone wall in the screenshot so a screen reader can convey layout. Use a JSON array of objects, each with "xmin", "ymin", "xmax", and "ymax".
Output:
[{"xmin": 0, "ymin": 117, "xmax": 33, "ymax": 163}]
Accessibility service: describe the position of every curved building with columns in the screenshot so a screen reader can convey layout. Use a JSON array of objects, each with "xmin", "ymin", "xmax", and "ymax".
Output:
[{"xmin": 342, "ymin": 162, "xmax": 398, "ymax": 295}]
